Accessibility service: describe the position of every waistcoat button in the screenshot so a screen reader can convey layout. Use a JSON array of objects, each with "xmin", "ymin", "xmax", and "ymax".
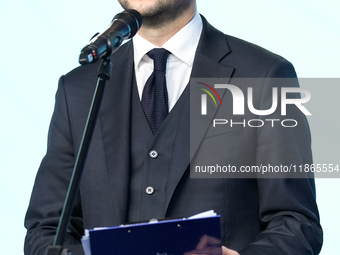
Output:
[
  {"xmin": 145, "ymin": 186, "xmax": 155, "ymax": 195},
  {"xmin": 149, "ymin": 150, "xmax": 158, "ymax": 158}
]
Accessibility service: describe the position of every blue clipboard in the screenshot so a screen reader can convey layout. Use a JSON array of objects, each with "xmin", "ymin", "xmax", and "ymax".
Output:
[{"xmin": 88, "ymin": 215, "xmax": 221, "ymax": 255}]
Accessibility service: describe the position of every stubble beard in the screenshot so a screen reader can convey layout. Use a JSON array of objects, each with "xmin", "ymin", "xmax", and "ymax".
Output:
[{"xmin": 118, "ymin": 0, "xmax": 193, "ymax": 29}]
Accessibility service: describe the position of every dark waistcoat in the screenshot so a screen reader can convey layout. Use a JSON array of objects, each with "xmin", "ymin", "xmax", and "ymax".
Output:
[{"xmin": 128, "ymin": 78, "xmax": 190, "ymax": 222}]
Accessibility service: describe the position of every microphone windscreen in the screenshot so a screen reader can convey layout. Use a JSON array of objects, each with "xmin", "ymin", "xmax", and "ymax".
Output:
[{"xmin": 113, "ymin": 9, "xmax": 143, "ymax": 38}]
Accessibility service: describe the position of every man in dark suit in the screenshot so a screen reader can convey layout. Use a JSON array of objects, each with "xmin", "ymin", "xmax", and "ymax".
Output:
[{"xmin": 24, "ymin": 0, "xmax": 323, "ymax": 254}]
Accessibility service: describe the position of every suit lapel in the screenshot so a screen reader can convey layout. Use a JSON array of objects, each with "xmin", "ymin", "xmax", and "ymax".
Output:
[
  {"xmin": 190, "ymin": 16, "xmax": 234, "ymax": 161},
  {"xmin": 98, "ymin": 41, "xmax": 134, "ymax": 224},
  {"xmin": 164, "ymin": 16, "xmax": 235, "ymax": 213}
]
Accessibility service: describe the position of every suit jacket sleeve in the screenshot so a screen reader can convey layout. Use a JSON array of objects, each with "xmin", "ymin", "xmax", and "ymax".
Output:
[
  {"xmin": 24, "ymin": 75, "xmax": 85, "ymax": 255},
  {"xmin": 237, "ymin": 59, "xmax": 323, "ymax": 254}
]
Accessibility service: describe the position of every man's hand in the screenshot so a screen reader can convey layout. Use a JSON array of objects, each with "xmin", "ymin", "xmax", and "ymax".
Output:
[
  {"xmin": 184, "ymin": 235, "xmax": 240, "ymax": 255},
  {"xmin": 222, "ymin": 246, "xmax": 240, "ymax": 255}
]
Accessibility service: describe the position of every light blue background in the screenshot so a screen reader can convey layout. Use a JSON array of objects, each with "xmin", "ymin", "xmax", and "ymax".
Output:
[{"xmin": 0, "ymin": 0, "xmax": 339, "ymax": 254}]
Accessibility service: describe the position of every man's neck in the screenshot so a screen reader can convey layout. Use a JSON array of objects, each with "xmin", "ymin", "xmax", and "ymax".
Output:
[{"xmin": 137, "ymin": 4, "xmax": 196, "ymax": 47}]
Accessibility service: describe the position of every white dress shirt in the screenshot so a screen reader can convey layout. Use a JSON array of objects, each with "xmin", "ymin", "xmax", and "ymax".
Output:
[{"xmin": 132, "ymin": 12, "xmax": 203, "ymax": 111}]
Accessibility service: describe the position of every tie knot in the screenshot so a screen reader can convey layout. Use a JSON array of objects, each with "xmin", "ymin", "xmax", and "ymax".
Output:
[{"xmin": 147, "ymin": 48, "xmax": 170, "ymax": 72}]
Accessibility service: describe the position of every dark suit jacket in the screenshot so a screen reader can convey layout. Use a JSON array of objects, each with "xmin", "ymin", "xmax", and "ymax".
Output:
[{"xmin": 24, "ymin": 16, "xmax": 323, "ymax": 255}]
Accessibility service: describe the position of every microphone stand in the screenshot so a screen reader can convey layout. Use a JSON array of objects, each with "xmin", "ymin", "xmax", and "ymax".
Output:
[{"xmin": 45, "ymin": 58, "xmax": 113, "ymax": 255}]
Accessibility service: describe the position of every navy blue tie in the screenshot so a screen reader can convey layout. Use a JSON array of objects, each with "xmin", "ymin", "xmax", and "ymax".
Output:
[{"xmin": 141, "ymin": 48, "xmax": 170, "ymax": 134}]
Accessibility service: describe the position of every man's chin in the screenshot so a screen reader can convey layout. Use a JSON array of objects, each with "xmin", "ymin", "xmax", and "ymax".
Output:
[{"xmin": 118, "ymin": 0, "xmax": 157, "ymax": 15}]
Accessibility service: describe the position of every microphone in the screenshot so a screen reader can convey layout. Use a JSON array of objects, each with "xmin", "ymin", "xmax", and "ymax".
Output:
[{"xmin": 79, "ymin": 9, "xmax": 142, "ymax": 65}]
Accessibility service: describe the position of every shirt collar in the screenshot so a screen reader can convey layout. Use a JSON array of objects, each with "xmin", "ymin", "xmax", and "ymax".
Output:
[{"xmin": 133, "ymin": 12, "xmax": 202, "ymax": 69}]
